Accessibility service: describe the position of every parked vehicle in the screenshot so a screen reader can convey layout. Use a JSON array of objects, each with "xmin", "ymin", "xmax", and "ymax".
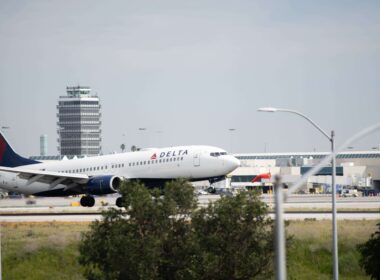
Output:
[{"xmin": 341, "ymin": 189, "xmax": 359, "ymax": 197}]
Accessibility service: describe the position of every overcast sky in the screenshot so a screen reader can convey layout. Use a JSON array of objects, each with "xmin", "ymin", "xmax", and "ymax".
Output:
[{"xmin": 0, "ymin": 0, "xmax": 379, "ymax": 156}]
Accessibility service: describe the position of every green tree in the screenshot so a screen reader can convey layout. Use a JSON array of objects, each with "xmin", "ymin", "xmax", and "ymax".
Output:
[
  {"xmin": 357, "ymin": 223, "xmax": 380, "ymax": 280},
  {"xmin": 192, "ymin": 191, "xmax": 274, "ymax": 280},
  {"xmin": 79, "ymin": 179, "xmax": 198, "ymax": 280},
  {"xmin": 79, "ymin": 180, "xmax": 274, "ymax": 280}
]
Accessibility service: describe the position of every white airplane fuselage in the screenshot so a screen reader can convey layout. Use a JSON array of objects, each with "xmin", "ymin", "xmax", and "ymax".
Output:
[{"xmin": 0, "ymin": 145, "xmax": 240, "ymax": 196}]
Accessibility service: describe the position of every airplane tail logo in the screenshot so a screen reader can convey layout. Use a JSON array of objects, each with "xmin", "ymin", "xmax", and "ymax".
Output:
[
  {"xmin": 150, "ymin": 153, "xmax": 157, "ymax": 160},
  {"xmin": 0, "ymin": 131, "xmax": 40, "ymax": 167},
  {"xmin": 251, "ymin": 172, "xmax": 271, "ymax": 183}
]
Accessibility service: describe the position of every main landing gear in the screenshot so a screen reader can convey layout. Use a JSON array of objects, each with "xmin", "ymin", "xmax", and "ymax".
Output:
[
  {"xmin": 80, "ymin": 196, "xmax": 95, "ymax": 207},
  {"xmin": 80, "ymin": 196, "xmax": 124, "ymax": 208},
  {"xmin": 116, "ymin": 197, "xmax": 123, "ymax": 208}
]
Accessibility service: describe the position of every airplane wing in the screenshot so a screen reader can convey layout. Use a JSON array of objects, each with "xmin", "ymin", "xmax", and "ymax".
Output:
[{"xmin": 0, "ymin": 166, "xmax": 89, "ymax": 190}]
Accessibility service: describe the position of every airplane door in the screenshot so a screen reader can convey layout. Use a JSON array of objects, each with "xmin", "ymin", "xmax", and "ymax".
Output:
[{"xmin": 193, "ymin": 151, "xmax": 200, "ymax": 167}]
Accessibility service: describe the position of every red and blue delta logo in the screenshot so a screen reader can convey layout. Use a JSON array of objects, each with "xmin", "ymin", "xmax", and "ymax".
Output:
[{"xmin": 150, "ymin": 150, "xmax": 188, "ymax": 160}]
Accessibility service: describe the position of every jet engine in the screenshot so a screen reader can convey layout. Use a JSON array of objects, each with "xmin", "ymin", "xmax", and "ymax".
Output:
[{"xmin": 85, "ymin": 175, "xmax": 122, "ymax": 195}]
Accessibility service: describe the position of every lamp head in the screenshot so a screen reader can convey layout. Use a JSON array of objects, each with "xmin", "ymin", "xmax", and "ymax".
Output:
[{"xmin": 257, "ymin": 107, "xmax": 278, "ymax": 112}]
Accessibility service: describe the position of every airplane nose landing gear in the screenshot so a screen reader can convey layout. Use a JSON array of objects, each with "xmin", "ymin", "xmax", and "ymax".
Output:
[{"xmin": 80, "ymin": 196, "xmax": 95, "ymax": 207}]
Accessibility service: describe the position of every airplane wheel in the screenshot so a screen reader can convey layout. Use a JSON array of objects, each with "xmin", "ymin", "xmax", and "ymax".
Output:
[
  {"xmin": 80, "ymin": 196, "xmax": 95, "ymax": 207},
  {"xmin": 116, "ymin": 197, "xmax": 123, "ymax": 207},
  {"xmin": 80, "ymin": 196, "xmax": 88, "ymax": 207},
  {"xmin": 87, "ymin": 196, "xmax": 95, "ymax": 207}
]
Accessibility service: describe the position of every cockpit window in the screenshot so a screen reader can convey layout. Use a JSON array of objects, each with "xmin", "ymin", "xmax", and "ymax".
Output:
[{"xmin": 210, "ymin": 152, "xmax": 227, "ymax": 157}]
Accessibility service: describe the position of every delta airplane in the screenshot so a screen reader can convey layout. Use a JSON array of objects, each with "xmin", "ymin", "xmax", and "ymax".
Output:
[{"xmin": 0, "ymin": 132, "xmax": 240, "ymax": 207}]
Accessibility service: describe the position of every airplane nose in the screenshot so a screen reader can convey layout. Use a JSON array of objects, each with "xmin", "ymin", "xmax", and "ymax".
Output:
[
  {"xmin": 232, "ymin": 157, "xmax": 241, "ymax": 169},
  {"xmin": 226, "ymin": 156, "xmax": 240, "ymax": 171}
]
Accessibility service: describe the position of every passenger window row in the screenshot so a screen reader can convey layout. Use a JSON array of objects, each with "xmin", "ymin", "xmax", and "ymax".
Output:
[
  {"xmin": 58, "ymin": 163, "xmax": 125, "ymax": 174},
  {"xmin": 129, "ymin": 157, "xmax": 184, "ymax": 167},
  {"xmin": 56, "ymin": 157, "xmax": 184, "ymax": 174}
]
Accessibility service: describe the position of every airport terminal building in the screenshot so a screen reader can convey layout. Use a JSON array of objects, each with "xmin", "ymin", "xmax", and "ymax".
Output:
[{"xmin": 230, "ymin": 151, "xmax": 380, "ymax": 193}]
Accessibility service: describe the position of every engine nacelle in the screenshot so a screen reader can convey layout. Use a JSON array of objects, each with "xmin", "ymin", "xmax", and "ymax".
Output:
[{"xmin": 85, "ymin": 175, "xmax": 122, "ymax": 195}]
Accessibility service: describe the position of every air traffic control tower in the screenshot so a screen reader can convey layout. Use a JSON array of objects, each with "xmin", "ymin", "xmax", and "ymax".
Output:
[{"xmin": 57, "ymin": 86, "xmax": 101, "ymax": 156}]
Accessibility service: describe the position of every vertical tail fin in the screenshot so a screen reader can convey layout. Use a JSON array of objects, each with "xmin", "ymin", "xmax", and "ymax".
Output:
[
  {"xmin": 251, "ymin": 172, "xmax": 272, "ymax": 183},
  {"xmin": 0, "ymin": 131, "xmax": 40, "ymax": 167}
]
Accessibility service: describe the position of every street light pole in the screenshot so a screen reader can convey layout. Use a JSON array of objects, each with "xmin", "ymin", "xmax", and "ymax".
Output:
[
  {"xmin": 274, "ymin": 175, "xmax": 286, "ymax": 280},
  {"xmin": 331, "ymin": 130, "xmax": 338, "ymax": 280},
  {"xmin": 258, "ymin": 107, "xmax": 339, "ymax": 280}
]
